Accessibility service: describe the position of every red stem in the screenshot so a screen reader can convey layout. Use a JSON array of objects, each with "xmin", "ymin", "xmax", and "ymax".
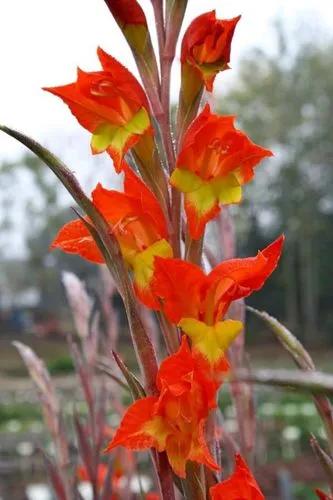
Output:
[{"xmin": 151, "ymin": 0, "xmax": 165, "ymax": 67}]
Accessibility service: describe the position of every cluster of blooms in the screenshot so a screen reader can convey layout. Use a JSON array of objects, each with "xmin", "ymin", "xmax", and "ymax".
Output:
[{"xmin": 47, "ymin": 2, "xmax": 284, "ymax": 497}]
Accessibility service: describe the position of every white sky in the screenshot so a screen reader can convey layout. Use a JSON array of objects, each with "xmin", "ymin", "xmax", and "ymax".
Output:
[{"xmin": 0, "ymin": 0, "xmax": 332, "ymax": 257}]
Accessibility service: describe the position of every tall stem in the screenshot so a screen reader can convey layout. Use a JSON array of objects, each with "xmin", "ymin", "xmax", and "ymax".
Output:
[
  {"xmin": 219, "ymin": 209, "xmax": 256, "ymax": 462},
  {"xmin": 151, "ymin": 0, "xmax": 165, "ymax": 66},
  {"xmin": 159, "ymin": 54, "xmax": 181, "ymax": 256},
  {"xmin": 156, "ymin": 452, "xmax": 176, "ymax": 500}
]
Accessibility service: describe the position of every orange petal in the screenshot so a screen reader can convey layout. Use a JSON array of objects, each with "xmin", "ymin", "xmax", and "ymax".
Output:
[
  {"xmin": 210, "ymin": 454, "xmax": 264, "ymax": 499},
  {"xmin": 97, "ymin": 47, "xmax": 149, "ymax": 109},
  {"xmin": 123, "ymin": 165, "xmax": 168, "ymax": 238},
  {"xmin": 209, "ymin": 235, "xmax": 284, "ymax": 291},
  {"xmin": 152, "ymin": 258, "xmax": 205, "ymax": 323},
  {"xmin": 105, "ymin": 397, "xmax": 164, "ymax": 452},
  {"xmin": 50, "ymin": 219, "xmax": 104, "ymax": 264},
  {"xmin": 189, "ymin": 419, "xmax": 220, "ymax": 473},
  {"xmin": 185, "ymin": 194, "xmax": 220, "ymax": 240}
]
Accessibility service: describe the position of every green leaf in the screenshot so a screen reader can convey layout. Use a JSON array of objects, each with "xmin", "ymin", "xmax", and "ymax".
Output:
[{"xmin": 112, "ymin": 350, "xmax": 146, "ymax": 400}]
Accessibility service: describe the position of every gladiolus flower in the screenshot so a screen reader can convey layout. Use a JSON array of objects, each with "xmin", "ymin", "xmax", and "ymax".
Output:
[
  {"xmin": 106, "ymin": 337, "xmax": 219, "ymax": 478},
  {"xmin": 181, "ymin": 11, "xmax": 240, "ymax": 92},
  {"xmin": 51, "ymin": 166, "xmax": 172, "ymax": 308},
  {"xmin": 152, "ymin": 237, "xmax": 283, "ymax": 369},
  {"xmin": 44, "ymin": 47, "xmax": 152, "ymax": 172},
  {"xmin": 210, "ymin": 454, "xmax": 264, "ymax": 499},
  {"xmin": 171, "ymin": 105, "xmax": 273, "ymax": 239}
]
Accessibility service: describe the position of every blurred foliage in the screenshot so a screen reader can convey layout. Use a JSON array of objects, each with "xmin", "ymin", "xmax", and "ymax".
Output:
[
  {"xmin": 0, "ymin": 402, "xmax": 41, "ymax": 425},
  {"xmin": 220, "ymin": 30, "xmax": 333, "ymax": 345},
  {"xmin": 47, "ymin": 355, "xmax": 74, "ymax": 374},
  {"xmin": 0, "ymin": 154, "xmax": 98, "ymax": 317}
]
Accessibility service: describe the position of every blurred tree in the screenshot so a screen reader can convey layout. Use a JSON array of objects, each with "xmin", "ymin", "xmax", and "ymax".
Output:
[
  {"xmin": 0, "ymin": 154, "xmax": 96, "ymax": 315},
  {"xmin": 220, "ymin": 31, "xmax": 333, "ymax": 344}
]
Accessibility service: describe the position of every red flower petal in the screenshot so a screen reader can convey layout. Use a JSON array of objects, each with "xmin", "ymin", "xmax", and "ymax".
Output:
[
  {"xmin": 152, "ymin": 258, "xmax": 205, "ymax": 323},
  {"xmin": 210, "ymin": 454, "xmax": 264, "ymax": 499},
  {"xmin": 51, "ymin": 219, "xmax": 104, "ymax": 264},
  {"xmin": 105, "ymin": 397, "xmax": 161, "ymax": 452}
]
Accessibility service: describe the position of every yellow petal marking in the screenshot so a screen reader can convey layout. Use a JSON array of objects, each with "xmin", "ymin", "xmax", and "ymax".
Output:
[
  {"xmin": 179, "ymin": 318, "xmax": 243, "ymax": 364},
  {"xmin": 171, "ymin": 168, "xmax": 243, "ymax": 217},
  {"xmin": 91, "ymin": 107, "xmax": 150, "ymax": 154},
  {"xmin": 143, "ymin": 416, "xmax": 172, "ymax": 451},
  {"xmin": 131, "ymin": 239, "xmax": 173, "ymax": 290}
]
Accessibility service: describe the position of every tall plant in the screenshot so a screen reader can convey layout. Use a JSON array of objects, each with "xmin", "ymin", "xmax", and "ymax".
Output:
[{"xmin": 3, "ymin": 1, "xmax": 332, "ymax": 499}]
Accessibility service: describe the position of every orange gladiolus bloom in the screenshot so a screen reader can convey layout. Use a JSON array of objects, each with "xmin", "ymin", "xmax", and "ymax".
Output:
[
  {"xmin": 181, "ymin": 11, "xmax": 240, "ymax": 91},
  {"xmin": 44, "ymin": 47, "xmax": 152, "ymax": 172},
  {"xmin": 153, "ymin": 237, "xmax": 283, "ymax": 370},
  {"xmin": 106, "ymin": 337, "xmax": 219, "ymax": 478},
  {"xmin": 51, "ymin": 166, "xmax": 172, "ymax": 307},
  {"xmin": 210, "ymin": 454, "xmax": 265, "ymax": 499},
  {"xmin": 171, "ymin": 105, "xmax": 273, "ymax": 239}
]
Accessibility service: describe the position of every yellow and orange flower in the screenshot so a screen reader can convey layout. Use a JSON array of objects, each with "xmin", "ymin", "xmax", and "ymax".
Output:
[
  {"xmin": 51, "ymin": 166, "xmax": 172, "ymax": 307},
  {"xmin": 171, "ymin": 105, "xmax": 273, "ymax": 239},
  {"xmin": 152, "ymin": 236, "xmax": 284, "ymax": 372},
  {"xmin": 105, "ymin": 337, "xmax": 220, "ymax": 478},
  {"xmin": 44, "ymin": 47, "xmax": 152, "ymax": 172},
  {"xmin": 210, "ymin": 454, "xmax": 265, "ymax": 499},
  {"xmin": 181, "ymin": 11, "xmax": 240, "ymax": 92}
]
